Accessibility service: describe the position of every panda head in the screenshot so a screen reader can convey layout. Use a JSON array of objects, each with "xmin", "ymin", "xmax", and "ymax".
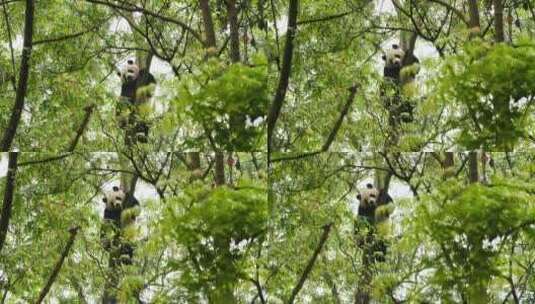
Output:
[
  {"xmin": 117, "ymin": 59, "xmax": 139, "ymax": 83},
  {"xmin": 102, "ymin": 186, "xmax": 125, "ymax": 209},
  {"xmin": 382, "ymin": 44, "xmax": 405, "ymax": 68},
  {"xmin": 356, "ymin": 183, "xmax": 379, "ymax": 207}
]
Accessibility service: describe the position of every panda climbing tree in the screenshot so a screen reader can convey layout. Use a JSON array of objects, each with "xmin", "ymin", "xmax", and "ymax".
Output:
[
  {"xmin": 355, "ymin": 180, "xmax": 395, "ymax": 304},
  {"xmin": 356, "ymin": 183, "xmax": 394, "ymax": 262},
  {"xmin": 116, "ymin": 59, "xmax": 156, "ymax": 144},
  {"xmin": 100, "ymin": 186, "xmax": 140, "ymax": 265},
  {"xmin": 381, "ymin": 43, "xmax": 420, "ymax": 128}
]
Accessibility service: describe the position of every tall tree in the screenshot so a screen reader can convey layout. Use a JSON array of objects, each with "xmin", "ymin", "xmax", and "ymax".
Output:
[{"xmin": 1, "ymin": 0, "xmax": 35, "ymax": 150}]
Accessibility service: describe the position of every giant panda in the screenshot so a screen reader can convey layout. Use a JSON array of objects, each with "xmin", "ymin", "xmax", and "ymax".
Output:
[
  {"xmin": 356, "ymin": 183, "xmax": 393, "ymax": 223},
  {"xmin": 117, "ymin": 59, "xmax": 156, "ymax": 104},
  {"xmin": 100, "ymin": 186, "xmax": 139, "ymax": 264},
  {"xmin": 102, "ymin": 186, "xmax": 125, "ymax": 223},
  {"xmin": 356, "ymin": 183, "xmax": 394, "ymax": 263},
  {"xmin": 382, "ymin": 44, "xmax": 405, "ymax": 83},
  {"xmin": 116, "ymin": 59, "xmax": 156, "ymax": 143},
  {"xmin": 381, "ymin": 44, "xmax": 419, "ymax": 124}
]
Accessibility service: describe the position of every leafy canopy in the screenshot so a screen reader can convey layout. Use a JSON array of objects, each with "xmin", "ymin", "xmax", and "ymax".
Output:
[
  {"xmin": 414, "ymin": 178, "xmax": 535, "ymax": 302},
  {"xmin": 161, "ymin": 179, "xmax": 268, "ymax": 301},
  {"xmin": 436, "ymin": 38, "xmax": 535, "ymax": 150},
  {"xmin": 177, "ymin": 55, "xmax": 270, "ymax": 151}
]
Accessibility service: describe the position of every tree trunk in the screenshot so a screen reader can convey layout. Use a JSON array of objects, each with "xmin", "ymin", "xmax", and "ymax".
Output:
[
  {"xmin": 494, "ymin": 0, "xmax": 505, "ymax": 42},
  {"xmin": 1, "ymin": 0, "xmax": 35, "ymax": 151},
  {"xmin": 441, "ymin": 152, "xmax": 454, "ymax": 179},
  {"xmin": 467, "ymin": 0, "xmax": 481, "ymax": 29},
  {"xmin": 188, "ymin": 152, "xmax": 201, "ymax": 170},
  {"xmin": 0, "ymin": 152, "xmax": 18, "ymax": 253},
  {"xmin": 199, "ymin": 0, "xmax": 217, "ymax": 48},
  {"xmin": 267, "ymin": 0, "xmax": 299, "ymax": 161},
  {"xmin": 444, "ymin": 152, "xmax": 454, "ymax": 168},
  {"xmin": 214, "ymin": 152, "xmax": 225, "ymax": 186},
  {"xmin": 227, "ymin": 0, "xmax": 240, "ymax": 63},
  {"xmin": 469, "ymin": 151, "xmax": 479, "ymax": 183}
]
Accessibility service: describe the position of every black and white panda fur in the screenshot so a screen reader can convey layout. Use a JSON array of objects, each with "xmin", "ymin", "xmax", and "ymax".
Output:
[
  {"xmin": 101, "ymin": 186, "xmax": 140, "ymax": 264},
  {"xmin": 116, "ymin": 59, "xmax": 156, "ymax": 143},
  {"xmin": 356, "ymin": 183, "xmax": 394, "ymax": 263},
  {"xmin": 117, "ymin": 59, "xmax": 156, "ymax": 104},
  {"xmin": 102, "ymin": 185, "xmax": 140, "ymax": 222},
  {"xmin": 356, "ymin": 183, "xmax": 393, "ymax": 223},
  {"xmin": 102, "ymin": 186, "xmax": 125, "ymax": 223},
  {"xmin": 382, "ymin": 44, "xmax": 405, "ymax": 83},
  {"xmin": 381, "ymin": 44, "xmax": 419, "ymax": 124}
]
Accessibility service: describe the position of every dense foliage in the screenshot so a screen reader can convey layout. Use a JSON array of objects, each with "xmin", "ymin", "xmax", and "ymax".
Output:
[{"xmin": 1, "ymin": 0, "xmax": 535, "ymax": 303}]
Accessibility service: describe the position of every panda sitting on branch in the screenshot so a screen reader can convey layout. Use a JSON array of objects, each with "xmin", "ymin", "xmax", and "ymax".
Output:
[
  {"xmin": 116, "ymin": 59, "xmax": 156, "ymax": 144},
  {"xmin": 381, "ymin": 43, "xmax": 420, "ymax": 125},
  {"xmin": 101, "ymin": 186, "xmax": 140, "ymax": 265},
  {"xmin": 356, "ymin": 183, "xmax": 393, "ymax": 224},
  {"xmin": 356, "ymin": 183, "xmax": 394, "ymax": 263}
]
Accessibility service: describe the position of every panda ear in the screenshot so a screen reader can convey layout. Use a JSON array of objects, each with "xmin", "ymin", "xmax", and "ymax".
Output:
[
  {"xmin": 102, "ymin": 197, "xmax": 107, "ymax": 203},
  {"xmin": 112, "ymin": 186, "xmax": 119, "ymax": 191},
  {"xmin": 356, "ymin": 194, "xmax": 361, "ymax": 200},
  {"xmin": 392, "ymin": 44, "xmax": 399, "ymax": 49},
  {"xmin": 381, "ymin": 54, "xmax": 386, "ymax": 61},
  {"xmin": 366, "ymin": 183, "xmax": 373, "ymax": 189},
  {"xmin": 117, "ymin": 71, "xmax": 122, "ymax": 77}
]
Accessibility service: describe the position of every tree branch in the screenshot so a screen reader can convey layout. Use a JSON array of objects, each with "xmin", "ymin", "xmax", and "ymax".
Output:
[
  {"xmin": 35, "ymin": 226, "xmax": 80, "ymax": 304},
  {"xmin": 267, "ymin": 0, "xmax": 299, "ymax": 162},
  {"xmin": 67, "ymin": 104, "xmax": 95, "ymax": 152},
  {"xmin": 33, "ymin": 18, "xmax": 107, "ymax": 45},
  {"xmin": 18, "ymin": 154, "xmax": 72, "ymax": 167},
  {"xmin": 287, "ymin": 222, "xmax": 333, "ymax": 304},
  {"xmin": 427, "ymin": 0, "xmax": 469, "ymax": 25},
  {"xmin": 297, "ymin": 9, "xmax": 357, "ymax": 25},
  {"xmin": 84, "ymin": 0, "xmax": 204, "ymax": 45},
  {"xmin": 271, "ymin": 85, "xmax": 358, "ymax": 163},
  {"xmin": 0, "ymin": 0, "xmax": 35, "ymax": 151},
  {"xmin": 0, "ymin": 152, "xmax": 18, "ymax": 254},
  {"xmin": 1, "ymin": 0, "xmax": 17, "ymax": 92},
  {"xmin": 321, "ymin": 85, "xmax": 358, "ymax": 151}
]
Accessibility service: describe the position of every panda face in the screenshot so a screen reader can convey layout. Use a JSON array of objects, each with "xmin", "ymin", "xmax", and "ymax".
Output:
[
  {"xmin": 118, "ymin": 59, "xmax": 140, "ymax": 83},
  {"xmin": 102, "ymin": 186, "xmax": 125, "ymax": 209},
  {"xmin": 382, "ymin": 44, "xmax": 405, "ymax": 68},
  {"xmin": 356, "ymin": 183, "xmax": 379, "ymax": 207}
]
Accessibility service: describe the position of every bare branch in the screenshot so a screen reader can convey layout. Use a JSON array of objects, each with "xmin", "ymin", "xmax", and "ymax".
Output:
[
  {"xmin": 35, "ymin": 226, "xmax": 80, "ymax": 304},
  {"xmin": 67, "ymin": 104, "xmax": 95, "ymax": 152},
  {"xmin": 287, "ymin": 222, "xmax": 333, "ymax": 304},
  {"xmin": 321, "ymin": 85, "xmax": 359, "ymax": 151}
]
